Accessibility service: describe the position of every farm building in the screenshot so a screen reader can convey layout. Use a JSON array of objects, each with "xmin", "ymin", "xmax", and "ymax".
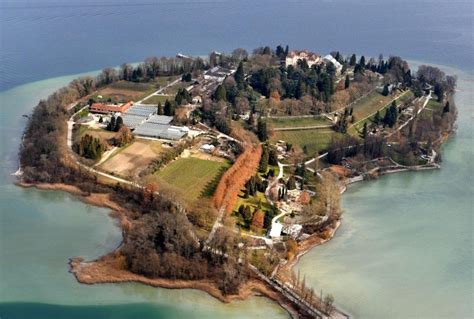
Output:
[
  {"xmin": 204, "ymin": 66, "xmax": 235, "ymax": 82},
  {"xmin": 133, "ymin": 115, "xmax": 189, "ymax": 140},
  {"xmin": 90, "ymin": 101, "xmax": 133, "ymax": 114},
  {"xmin": 122, "ymin": 104, "xmax": 156, "ymax": 129}
]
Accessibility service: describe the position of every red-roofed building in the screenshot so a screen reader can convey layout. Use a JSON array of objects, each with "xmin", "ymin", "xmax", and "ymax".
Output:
[{"xmin": 90, "ymin": 101, "xmax": 133, "ymax": 114}]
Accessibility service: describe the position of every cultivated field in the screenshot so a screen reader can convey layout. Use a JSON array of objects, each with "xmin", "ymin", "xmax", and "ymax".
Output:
[
  {"xmin": 270, "ymin": 128, "xmax": 343, "ymax": 156},
  {"xmin": 93, "ymin": 76, "xmax": 179, "ymax": 103},
  {"xmin": 99, "ymin": 139, "xmax": 163, "ymax": 178},
  {"xmin": 96, "ymin": 81, "xmax": 157, "ymax": 102},
  {"xmin": 155, "ymin": 157, "xmax": 230, "ymax": 202}
]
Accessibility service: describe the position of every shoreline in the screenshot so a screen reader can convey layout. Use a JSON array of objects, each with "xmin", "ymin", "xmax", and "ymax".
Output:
[
  {"xmin": 16, "ymin": 153, "xmax": 447, "ymax": 319},
  {"xmin": 12, "ymin": 56, "xmax": 458, "ymax": 318},
  {"xmin": 17, "ymin": 181, "xmax": 302, "ymax": 318},
  {"xmin": 15, "ymin": 123, "xmax": 453, "ymax": 319}
]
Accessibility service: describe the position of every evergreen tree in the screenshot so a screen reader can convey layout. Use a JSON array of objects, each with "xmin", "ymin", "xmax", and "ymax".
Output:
[
  {"xmin": 344, "ymin": 74, "xmax": 350, "ymax": 89},
  {"xmin": 383, "ymin": 101, "xmax": 398, "ymax": 127},
  {"xmin": 181, "ymin": 72, "xmax": 192, "ymax": 82},
  {"xmin": 243, "ymin": 206, "xmax": 252, "ymax": 228},
  {"xmin": 164, "ymin": 100, "xmax": 175, "ymax": 116},
  {"xmin": 374, "ymin": 110, "xmax": 381, "ymax": 125},
  {"xmin": 359, "ymin": 55, "xmax": 366, "ymax": 68},
  {"xmin": 443, "ymin": 101, "xmax": 450, "ymax": 113},
  {"xmin": 215, "ymin": 84, "xmax": 227, "ymax": 101},
  {"xmin": 362, "ymin": 122, "xmax": 368, "ymax": 139},
  {"xmin": 257, "ymin": 118, "xmax": 268, "ymax": 141},
  {"xmin": 349, "ymin": 54, "xmax": 357, "ymax": 66},
  {"xmin": 98, "ymin": 116, "xmax": 103, "ymax": 123},
  {"xmin": 235, "ymin": 61, "xmax": 245, "ymax": 90},
  {"xmin": 114, "ymin": 116, "xmax": 123, "ymax": 132},
  {"xmin": 268, "ymin": 147, "xmax": 278, "ymax": 165},
  {"xmin": 259, "ymin": 147, "xmax": 269, "ymax": 173},
  {"xmin": 382, "ymin": 84, "xmax": 390, "ymax": 96},
  {"xmin": 276, "ymin": 45, "xmax": 285, "ymax": 58},
  {"xmin": 107, "ymin": 116, "xmax": 116, "ymax": 131},
  {"xmin": 295, "ymin": 162, "xmax": 306, "ymax": 180}
]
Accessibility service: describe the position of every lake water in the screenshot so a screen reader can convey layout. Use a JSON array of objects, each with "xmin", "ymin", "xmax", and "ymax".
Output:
[
  {"xmin": 0, "ymin": 0, "xmax": 472, "ymax": 318},
  {"xmin": 296, "ymin": 67, "xmax": 474, "ymax": 318}
]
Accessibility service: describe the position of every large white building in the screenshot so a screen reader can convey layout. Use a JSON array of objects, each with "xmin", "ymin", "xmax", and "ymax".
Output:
[
  {"xmin": 285, "ymin": 50, "xmax": 321, "ymax": 67},
  {"xmin": 322, "ymin": 54, "xmax": 343, "ymax": 74}
]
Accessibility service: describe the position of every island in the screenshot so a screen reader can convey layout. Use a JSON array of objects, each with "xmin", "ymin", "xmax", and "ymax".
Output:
[{"xmin": 17, "ymin": 46, "xmax": 457, "ymax": 319}]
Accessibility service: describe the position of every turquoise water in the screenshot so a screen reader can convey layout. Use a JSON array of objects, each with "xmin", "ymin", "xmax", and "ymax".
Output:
[
  {"xmin": 1, "ymin": 0, "xmax": 473, "ymax": 317},
  {"xmin": 0, "ymin": 76, "xmax": 289, "ymax": 319},
  {"xmin": 296, "ymin": 67, "xmax": 473, "ymax": 318}
]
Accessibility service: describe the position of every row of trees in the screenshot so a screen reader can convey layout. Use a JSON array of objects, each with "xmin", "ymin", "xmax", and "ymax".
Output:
[
  {"xmin": 140, "ymin": 140, "xmax": 191, "ymax": 176},
  {"xmin": 106, "ymin": 115, "xmax": 123, "ymax": 131},
  {"xmin": 213, "ymin": 144, "xmax": 262, "ymax": 213}
]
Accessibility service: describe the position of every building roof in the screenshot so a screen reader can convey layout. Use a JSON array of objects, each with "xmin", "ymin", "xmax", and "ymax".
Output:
[
  {"xmin": 90, "ymin": 101, "xmax": 133, "ymax": 114},
  {"xmin": 287, "ymin": 50, "xmax": 320, "ymax": 61},
  {"xmin": 147, "ymin": 114, "xmax": 173, "ymax": 125},
  {"xmin": 134, "ymin": 122, "xmax": 188, "ymax": 140},
  {"xmin": 269, "ymin": 222, "xmax": 283, "ymax": 238},
  {"xmin": 323, "ymin": 54, "xmax": 343, "ymax": 70},
  {"xmin": 204, "ymin": 66, "xmax": 234, "ymax": 79}
]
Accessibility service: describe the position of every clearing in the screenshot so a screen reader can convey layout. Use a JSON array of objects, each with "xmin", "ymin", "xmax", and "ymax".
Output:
[
  {"xmin": 99, "ymin": 139, "xmax": 163, "ymax": 178},
  {"xmin": 155, "ymin": 157, "xmax": 230, "ymax": 202},
  {"xmin": 270, "ymin": 128, "xmax": 343, "ymax": 156},
  {"xmin": 74, "ymin": 126, "xmax": 117, "ymax": 144}
]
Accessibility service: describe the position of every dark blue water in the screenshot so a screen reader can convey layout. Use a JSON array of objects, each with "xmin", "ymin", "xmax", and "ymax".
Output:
[{"xmin": 1, "ymin": 0, "xmax": 473, "ymax": 92}]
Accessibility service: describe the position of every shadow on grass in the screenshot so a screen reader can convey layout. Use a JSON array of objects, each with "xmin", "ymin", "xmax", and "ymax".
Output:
[{"xmin": 200, "ymin": 166, "xmax": 229, "ymax": 198}]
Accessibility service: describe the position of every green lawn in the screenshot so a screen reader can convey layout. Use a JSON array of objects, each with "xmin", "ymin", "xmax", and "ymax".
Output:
[
  {"xmin": 351, "ymin": 91, "xmax": 394, "ymax": 121},
  {"xmin": 155, "ymin": 75, "xmax": 180, "ymax": 87},
  {"xmin": 142, "ymin": 95, "xmax": 174, "ymax": 105},
  {"xmin": 270, "ymin": 129, "xmax": 343, "ymax": 156},
  {"xmin": 426, "ymin": 99, "xmax": 442, "ymax": 111},
  {"xmin": 156, "ymin": 157, "xmax": 230, "ymax": 202},
  {"xmin": 108, "ymin": 81, "xmax": 154, "ymax": 92},
  {"xmin": 162, "ymin": 81, "xmax": 191, "ymax": 95},
  {"xmin": 268, "ymin": 117, "xmax": 332, "ymax": 128},
  {"xmin": 349, "ymin": 90, "xmax": 414, "ymax": 136}
]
